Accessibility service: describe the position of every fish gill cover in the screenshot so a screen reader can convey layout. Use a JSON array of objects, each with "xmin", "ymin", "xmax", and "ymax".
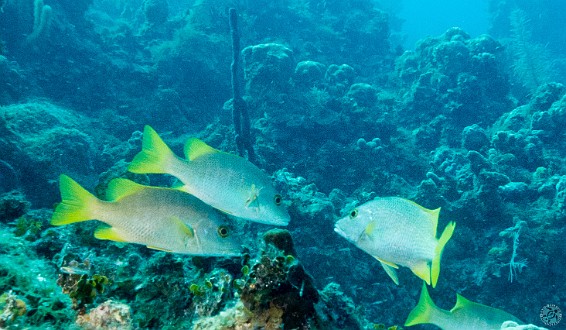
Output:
[{"xmin": 0, "ymin": 0, "xmax": 564, "ymax": 329}]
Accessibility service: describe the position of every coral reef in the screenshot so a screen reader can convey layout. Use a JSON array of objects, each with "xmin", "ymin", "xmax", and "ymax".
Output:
[
  {"xmin": 75, "ymin": 300, "xmax": 132, "ymax": 330},
  {"xmin": 0, "ymin": 0, "xmax": 564, "ymax": 328}
]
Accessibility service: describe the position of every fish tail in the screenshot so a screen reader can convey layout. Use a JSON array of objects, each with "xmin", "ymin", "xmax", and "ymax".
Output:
[
  {"xmin": 51, "ymin": 175, "xmax": 100, "ymax": 226},
  {"xmin": 404, "ymin": 283, "xmax": 440, "ymax": 326},
  {"xmin": 128, "ymin": 125, "xmax": 177, "ymax": 174},
  {"xmin": 431, "ymin": 221, "xmax": 456, "ymax": 287}
]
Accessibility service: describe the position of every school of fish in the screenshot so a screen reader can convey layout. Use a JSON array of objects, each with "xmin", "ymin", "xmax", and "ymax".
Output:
[{"xmin": 50, "ymin": 125, "xmax": 528, "ymax": 329}]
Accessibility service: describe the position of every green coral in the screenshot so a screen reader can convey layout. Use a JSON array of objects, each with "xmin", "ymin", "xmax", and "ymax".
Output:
[
  {"xmin": 57, "ymin": 266, "xmax": 109, "ymax": 313},
  {"xmin": 13, "ymin": 215, "xmax": 43, "ymax": 238}
]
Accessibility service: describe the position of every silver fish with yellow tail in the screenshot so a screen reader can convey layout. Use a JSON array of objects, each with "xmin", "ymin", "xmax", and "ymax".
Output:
[
  {"xmin": 127, "ymin": 125, "xmax": 290, "ymax": 226},
  {"xmin": 334, "ymin": 197, "xmax": 455, "ymax": 287},
  {"xmin": 51, "ymin": 175, "xmax": 242, "ymax": 256}
]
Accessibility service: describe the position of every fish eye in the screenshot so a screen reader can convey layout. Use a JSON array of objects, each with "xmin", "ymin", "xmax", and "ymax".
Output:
[
  {"xmin": 349, "ymin": 209, "xmax": 358, "ymax": 219},
  {"xmin": 217, "ymin": 225, "xmax": 230, "ymax": 238},
  {"xmin": 274, "ymin": 194, "xmax": 282, "ymax": 206}
]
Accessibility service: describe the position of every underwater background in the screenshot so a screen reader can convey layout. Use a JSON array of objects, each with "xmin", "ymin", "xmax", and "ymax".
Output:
[{"xmin": 0, "ymin": 0, "xmax": 565, "ymax": 329}]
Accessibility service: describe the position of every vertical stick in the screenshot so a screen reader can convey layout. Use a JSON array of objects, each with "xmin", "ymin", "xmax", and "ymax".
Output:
[{"xmin": 229, "ymin": 8, "xmax": 256, "ymax": 163}]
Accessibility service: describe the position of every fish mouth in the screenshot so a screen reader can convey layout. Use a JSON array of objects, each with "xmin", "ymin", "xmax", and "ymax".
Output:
[
  {"xmin": 334, "ymin": 225, "xmax": 346, "ymax": 238},
  {"xmin": 271, "ymin": 218, "xmax": 290, "ymax": 226},
  {"xmin": 251, "ymin": 215, "xmax": 290, "ymax": 226}
]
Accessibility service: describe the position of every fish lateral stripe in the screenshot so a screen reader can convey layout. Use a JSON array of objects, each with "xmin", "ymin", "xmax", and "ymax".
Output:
[{"xmin": 51, "ymin": 174, "xmax": 99, "ymax": 226}]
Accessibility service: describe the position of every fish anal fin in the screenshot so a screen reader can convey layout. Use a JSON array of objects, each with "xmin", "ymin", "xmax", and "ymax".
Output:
[
  {"xmin": 411, "ymin": 261, "xmax": 432, "ymax": 286},
  {"xmin": 147, "ymin": 246, "xmax": 174, "ymax": 252},
  {"xmin": 184, "ymin": 138, "xmax": 218, "ymax": 161},
  {"xmin": 377, "ymin": 259, "xmax": 400, "ymax": 285},
  {"xmin": 94, "ymin": 226, "xmax": 127, "ymax": 242}
]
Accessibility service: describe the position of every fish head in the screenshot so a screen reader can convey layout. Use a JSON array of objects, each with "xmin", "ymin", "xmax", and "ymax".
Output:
[
  {"xmin": 243, "ymin": 183, "xmax": 290, "ymax": 226},
  {"xmin": 334, "ymin": 204, "xmax": 374, "ymax": 244},
  {"xmin": 190, "ymin": 213, "xmax": 244, "ymax": 257}
]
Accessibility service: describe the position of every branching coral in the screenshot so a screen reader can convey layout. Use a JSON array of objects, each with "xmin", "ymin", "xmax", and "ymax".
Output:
[{"xmin": 508, "ymin": 9, "xmax": 556, "ymax": 93}]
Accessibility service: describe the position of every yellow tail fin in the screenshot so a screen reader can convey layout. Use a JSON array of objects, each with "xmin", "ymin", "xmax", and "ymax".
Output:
[
  {"xmin": 50, "ymin": 175, "xmax": 99, "ymax": 226},
  {"xmin": 405, "ymin": 283, "xmax": 439, "ymax": 326},
  {"xmin": 128, "ymin": 125, "xmax": 177, "ymax": 174},
  {"xmin": 431, "ymin": 221, "xmax": 456, "ymax": 287}
]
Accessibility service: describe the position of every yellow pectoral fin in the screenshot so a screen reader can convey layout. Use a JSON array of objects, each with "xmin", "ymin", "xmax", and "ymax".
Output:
[
  {"xmin": 378, "ymin": 260, "xmax": 400, "ymax": 285},
  {"xmin": 94, "ymin": 226, "xmax": 127, "ymax": 242},
  {"xmin": 364, "ymin": 221, "xmax": 377, "ymax": 236},
  {"xmin": 411, "ymin": 261, "xmax": 432, "ymax": 286},
  {"xmin": 170, "ymin": 216, "xmax": 194, "ymax": 238},
  {"xmin": 245, "ymin": 184, "xmax": 263, "ymax": 209},
  {"xmin": 147, "ymin": 246, "xmax": 174, "ymax": 252}
]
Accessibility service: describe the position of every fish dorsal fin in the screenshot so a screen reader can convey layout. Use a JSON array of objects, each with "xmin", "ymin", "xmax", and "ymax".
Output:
[
  {"xmin": 452, "ymin": 293, "xmax": 474, "ymax": 312},
  {"xmin": 106, "ymin": 178, "xmax": 146, "ymax": 201},
  {"xmin": 428, "ymin": 207, "xmax": 441, "ymax": 236},
  {"xmin": 184, "ymin": 138, "xmax": 218, "ymax": 161},
  {"xmin": 408, "ymin": 199, "xmax": 440, "ymax": 236},
  {"xmin": 377, "ymin": 259, "xmax": 400, "ymax": 285},
  {"xmin": 94, "ymin": 225, "xmax": 127, "ymax": 242}
]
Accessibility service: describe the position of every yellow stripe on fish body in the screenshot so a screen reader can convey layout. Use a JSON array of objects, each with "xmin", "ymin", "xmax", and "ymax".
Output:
[
  {"xmin": 334, "ymin": 197, "xmax": 455, "ymax": 287},
  {"xmin": 128, "ymin": 125, "xmax": 290, "ymax": 226},
  {"xmin": 50, "ymin": 175, "xmax": 242, "ymax": 257},
  {"xmin": 405, "ymin": 283, "xmax": 523, "ymax": 329}
]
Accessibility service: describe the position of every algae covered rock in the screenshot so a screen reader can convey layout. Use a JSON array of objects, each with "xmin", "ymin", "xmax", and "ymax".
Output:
[
  {"xmin": 0, "ymin": 101, "xmax": 95, "ymax": 206},
  {"xmin": 242, "ymin": 43, "xmax": 294, "ymax": 97},
  {"xmin": 293, "ymin": 60, "xmax": 326, "ymax": 88},
  {"xmin": 347, "ymin": 83, "xmax": 378, "ymax": 108},
  {"xmin": 76, "ymin": 300, "xmax": 132, "ymax": 330}
]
